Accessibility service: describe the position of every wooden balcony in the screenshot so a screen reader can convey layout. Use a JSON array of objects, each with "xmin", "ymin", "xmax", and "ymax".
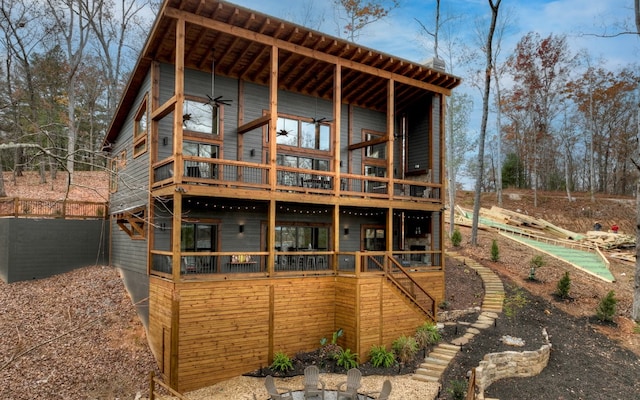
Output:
[
  {"xmin": 150, "ymin": 250, "xmax": 442, "ymax": 278},
  {"xmin": 151, "ymin": 157, "xmax": 441, "ymax": 203},
  {"xmin": 0, "ymin": 197, "xmax": 107, "ymax": 219}
]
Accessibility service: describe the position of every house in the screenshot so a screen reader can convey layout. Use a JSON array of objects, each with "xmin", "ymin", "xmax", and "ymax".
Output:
[{"xmin": 104, "ymin": 0, "xmax": 460, "ymax": 392}]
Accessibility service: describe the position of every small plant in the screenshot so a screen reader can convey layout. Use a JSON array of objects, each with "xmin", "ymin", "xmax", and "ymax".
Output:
[
  {"xmin": 503, "ymin": 287, "xmax": 528, "ymax": 326},
  {"xmin": 369, "ymin": 345, "xmax": 396, "ymax": 368},
  {"xmin": 556, "ymin": 271, "xmax": 571, "ymax": 300},
  {"xmin": 596, "ymin": 290, "xmax": 617, "ymax": 322},
  {"xmin": 320, "ymin": 328, "xmax": 343, "ymax": 346},
  {"xmin": 528, "ymin": 254, "xmax": 545, "ymax": 281},
  {"xmin": 270, "ymin": 351, "xmax": 293, "ymax": 372},
  {"xmin": 415, "ymin": 321, "xmax": 441, "ymax": 349},
  {"xmin": 446, "ymin": 379, "xmax": 468, "ymax": 400},
  {"xmin": 391, "ymin": 335, "xmax": 418, "ymax": 364},
  {"xmin": 490, "ymin": 239, "xmax": 500, "ymax": 261},
  {"xmin": 334, "ymin": 348, "xmax": 358, "ymax": 369},
  {"xmin": 633, "ymin": 323, "xmax": 640, "ymax": 334},
  {"xmin": 369, "ymin": 345, "xmax": 395, "ymax": 368},
  {"xmin": 451, "ymin": 228, "xmax": 462, "ymax": 247},
  {"xmin": 438, "ymin": 300, "xmax": 450, "ymax": 310},
  {"xmin": 319, "ymin": 328, "xmax": 344, "ymax": 360}
]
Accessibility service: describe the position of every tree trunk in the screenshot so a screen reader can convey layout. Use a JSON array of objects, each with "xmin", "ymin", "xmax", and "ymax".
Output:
[
  {"xmin": 632, "ymin": 0, "xmax": 640, "ymax": 323},
  {"xmin": 0, "ymin": 163, "xmax": 6, "ymax": 198},
  {"xmin": 471, "ymin": 0, "xmax": 501, "ymax": 245}
]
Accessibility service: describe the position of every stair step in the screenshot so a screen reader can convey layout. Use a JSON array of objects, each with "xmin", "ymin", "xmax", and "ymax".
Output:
[
  {"xmin": 412, "ymin": 373, "xmax": 440, "ymax": 383},
  {"xmin": 414, "ymin": 368, "xmax": 443, "ymax": 378}
]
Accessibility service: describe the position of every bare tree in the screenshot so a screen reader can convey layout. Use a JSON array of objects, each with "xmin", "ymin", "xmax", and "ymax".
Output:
[
  {"xmin": 85, "ymin": 0, "xmax": 153, "ymax": 115},
  {"xmin": 333, "ymin": 0, "xmax": 399, "ymax": 42},
  {"xmin": 43, "ymin": 0, "xmax": 100, "ymax": 178},
  {"xmin": 632, "ymin": 0, "xmax": 640, "ymax": 322},
  {"xmin": 470, "ymin": 0, "xmax": 501, "ymax": 246}
]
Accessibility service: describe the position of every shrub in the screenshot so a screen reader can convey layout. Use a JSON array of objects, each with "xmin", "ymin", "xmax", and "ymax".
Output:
[
  {"xmin": 528, "ymin": 254, "xmax": 545, "ymax": 281},
  {"xmin": 556, "ymin": 271, "xmax": 571, "ymax": 299},
  {"xmin": 447, "ymin": 379, "xmax": 468, "ymax": 400},
  {"xmin": 451, "ymin": 228, "xmax": 462, "ymax": 247},
  {"xmin": 369, "ymin": 345, "xmax": 395, "ymax": 368},
  {"xmin": 503, "ymin": 287, "xmax": 527, "ymax": 325},
  {"xmin": 391, "ymin": 335, "xmax": 418, "ymax": 364},
  {"xmin": 596, "ymin": 290, "xmax": 617, "ymax": 322},
  {"xmin": 319, "ymin": 328, "xmax": 344, "ymax": 360},
  {"xmin": 490, "ymin": 239, "xmax": 500, "ymax": 261},
  {"xmin": 320, "ymin": 328, "xmax": 343, "ymax": 346},
  {"xmin": 270, "ymin": 351, "xmax": 293, "ymax": 372},
  {"xmin": 415, "ymin": 321, "xmax": 441, "ymax": 349},
  {"xmin": 334, "ymin": 348, "xmax": 358, "ymax": 369}
]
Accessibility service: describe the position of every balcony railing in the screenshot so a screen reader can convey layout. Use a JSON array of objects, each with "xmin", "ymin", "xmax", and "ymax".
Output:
[
  {"xmin": 150, "ymin": 250, "xmax": 442, "ymax": 279},
  {"xmin": 0, "ymin": 197, "xmax": 107, "ymax": 219},
  {"xmin": 151, "ymin": 157, "xmax": 440, "ymax": 202}
]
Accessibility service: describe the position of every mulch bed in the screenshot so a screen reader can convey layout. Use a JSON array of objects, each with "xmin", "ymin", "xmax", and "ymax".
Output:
[{"xmin": 438, "ymin": 278, "xmax": 640, "ymax": 400}]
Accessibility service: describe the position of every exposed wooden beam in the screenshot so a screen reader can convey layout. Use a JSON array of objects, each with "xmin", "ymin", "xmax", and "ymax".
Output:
[
  {"xmin": 163, "ymin": 6, "xmax": 454, "ymax": 96},
  {"xmin": 237, "ymin": 114, "xmax": 271, "ymax": 134},
  {"xmin": 347, "ymin": 136, "xmax": 389, "ymax": 151}
]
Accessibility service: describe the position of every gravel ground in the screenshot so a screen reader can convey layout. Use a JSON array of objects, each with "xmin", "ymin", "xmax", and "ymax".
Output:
[{"xmin": 0, "ymin": 266, "xmax": 159, "ymax": 400}]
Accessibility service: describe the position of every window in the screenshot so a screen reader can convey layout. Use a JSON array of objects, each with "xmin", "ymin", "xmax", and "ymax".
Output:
[
  {"xmin": 275, "ymin": 225, "xmax": 329, "ymax": 251},
  {"xmin": 183, "ymin": 141, "xmax": 219, "ymax": 178},
  {"xmin": 109, "ymin": 157, "xmax": 118, "ymax": 193},
  {"xmin": 133, "ymin": 97, "xmax": 148, "ymax": 157},
  {"xmin": 276, "ymin": 116, "xmax": 330, "ymax": 151},
  {"xmin": 364, "ymin": 131, "xmax": 386, "ymax": 159},
  {"xmin": 364, "ymin": 227, "xmax": 385, "ymax": 251},
  {"xmin": 276, "ymin": 154, "xmax": 329, "ymax": 171},
  {"xmin": 183, "ymin": 98, "xmax": 219, "ymax": 136},
  {"xmin": 181, "ymin": 223, "xmax": 217, "ymax": 252},
  {"xmin": 365, "ymin": 165, "xmax": 387, "ymax": 193},
  {"xmin": 181, "ymin": 221, "xmax": 218, "ymax": 274}
]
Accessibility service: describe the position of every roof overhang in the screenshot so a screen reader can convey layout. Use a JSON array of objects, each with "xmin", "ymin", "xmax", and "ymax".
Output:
[{"xmin": 104, "ymin": 0, "xmax": 461, "ymax": 148}]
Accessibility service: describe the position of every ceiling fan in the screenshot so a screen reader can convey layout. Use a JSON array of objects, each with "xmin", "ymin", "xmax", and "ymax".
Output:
[
  {"xmin": 206, "ymin": 94, "xmax": 232, "ymax": 106},
  {"xmin": 311, "ymin": 116, "xmax": 332, "ymax": 125},
  {"xmin": 277, "ymin": 129, "xmax": 291, "ymax": 136},
  {"xmin": 206, "ymin": 52, "xmax": 232, "ymax": 107}
]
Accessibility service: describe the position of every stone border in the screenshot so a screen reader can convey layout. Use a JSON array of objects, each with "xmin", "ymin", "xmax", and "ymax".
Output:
[{"xmin": 474, "ymin": 329, "xmax": 552, "ymax": 400}]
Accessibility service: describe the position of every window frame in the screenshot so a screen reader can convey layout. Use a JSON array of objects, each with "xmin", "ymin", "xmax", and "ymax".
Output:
[
  {"xmin": 272, "ymin": 113, "xmax": 332, "ymax": 153},
  {"xmin": 182, "ymin": 95, "xmax": 223, "ymax": 139},
  {"xmin": 133, "ymin": 96, "xmax": 149, "ymax": 158}
]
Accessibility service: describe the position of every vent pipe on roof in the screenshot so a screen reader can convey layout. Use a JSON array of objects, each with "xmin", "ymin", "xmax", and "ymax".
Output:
[{"xmin": 424, "ymin": 57, "xmax": 446, "ymax": 72}]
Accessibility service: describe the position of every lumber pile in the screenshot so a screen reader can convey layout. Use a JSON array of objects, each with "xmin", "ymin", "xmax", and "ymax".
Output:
[
  {"xmin": 581, "ymin": 231, "xmax": 636, "ymax": 250},
  {"xmin": 453, "ymin": 205, "xmax": 637, "ymax": 262}
]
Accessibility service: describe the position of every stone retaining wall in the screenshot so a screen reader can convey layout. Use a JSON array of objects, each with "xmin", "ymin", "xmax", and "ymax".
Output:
[{"xmin": 475, "ymin": 329, "xmax": 551, "ymax": 400}]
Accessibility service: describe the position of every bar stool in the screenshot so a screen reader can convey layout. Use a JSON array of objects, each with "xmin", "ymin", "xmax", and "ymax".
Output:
[
  {"xmin": 316, "ymin": 256, "xmax": 325, "ymax": 270},
  {"xmin": 307, "ymin": 256, "xmax": 316, "ymax": 270},
  {"xmin": 297, "ymin": 256, "xmax": 305, "ymax": 270}
]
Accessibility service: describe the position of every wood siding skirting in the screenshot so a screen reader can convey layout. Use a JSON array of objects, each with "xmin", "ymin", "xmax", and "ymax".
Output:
[{"xmin": 148, "ymin": 271, "xmax": 444, "ymax": 392}]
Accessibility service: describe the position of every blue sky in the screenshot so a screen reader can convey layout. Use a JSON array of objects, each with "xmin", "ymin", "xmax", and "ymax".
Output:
[{"xmin": 226, "ymin": 0, "xmax": 638, "ymax": 72}]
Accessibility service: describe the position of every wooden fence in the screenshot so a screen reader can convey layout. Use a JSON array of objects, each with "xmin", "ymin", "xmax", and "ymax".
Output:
[{"xmin": 0, "ymin": 197, "xmax": 107, "ymax": 219}]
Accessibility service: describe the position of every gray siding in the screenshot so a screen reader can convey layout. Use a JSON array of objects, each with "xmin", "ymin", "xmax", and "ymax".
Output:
[
  {"xmin": 431, "ymin": 95, "xmax": 441, "ymax": 183},
  {"xmin": 0, "ymin": 219, "xmax": 108, "ymax": 283},
  {"xmin": 110, "ymin": 68, "xmax": 152, "ymax": 214},
  {"xmin": 406, "ymin": 98, "xmax": 432, "ymax": 176}
]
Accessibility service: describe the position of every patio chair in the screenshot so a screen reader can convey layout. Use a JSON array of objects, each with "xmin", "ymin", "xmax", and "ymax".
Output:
[
  {"xmin": 365, "ymin": 379, "xmax": 392, "ymax": 400},
  {"xmin": 264, "ymin": 375, "xmax": 293, "ymax": 399},
  {"xmin": 303, "ymin": 365, "xmax": 325, "ymax": 399},
  {"xmin": 336, "ymin": 368, "xmax": 361, "ymax": 400}
]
